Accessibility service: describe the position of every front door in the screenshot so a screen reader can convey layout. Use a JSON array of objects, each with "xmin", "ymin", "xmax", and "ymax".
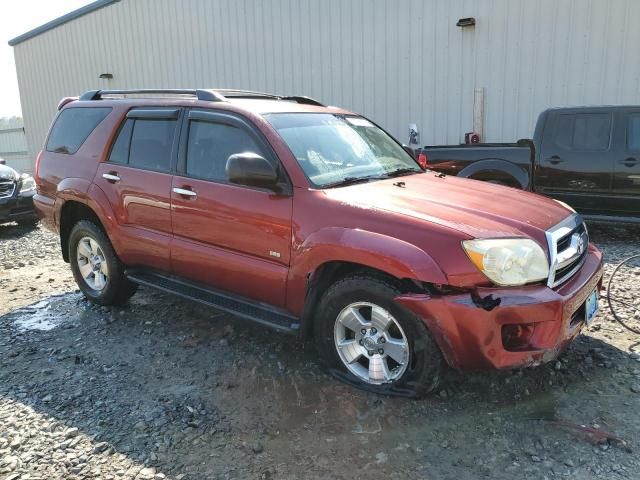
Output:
[
  {"xmin": 170, "ymin": 109, "xmax": 293, "ymax": 307},
  {"xmin": 94, "ymin": 108, "xmax": 181, "ymax": 271},
  {"xmin": 536, "ymin": 110, "xmax": 615, "ymax": 214},
  {"xmin": 612, "ymin": 110, "xmax": 640, "ymax": 216}
]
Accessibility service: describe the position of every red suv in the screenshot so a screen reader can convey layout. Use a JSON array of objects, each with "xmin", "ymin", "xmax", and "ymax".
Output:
[{"xmin": 34, "ymin": 89, "xmax": 603, "ymax": 397}]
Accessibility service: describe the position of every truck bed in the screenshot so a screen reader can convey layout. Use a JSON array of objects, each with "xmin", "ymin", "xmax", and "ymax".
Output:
[{"xmin": 421, "ymin": 142, "xmax": 533, "ymax": 189}]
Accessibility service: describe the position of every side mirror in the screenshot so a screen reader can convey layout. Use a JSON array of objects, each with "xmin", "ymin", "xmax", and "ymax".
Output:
[
  {"xmin": 402, "ymin": 145, "xmax": 416, "ymax": 159},
  {"xmin": 226, "ymin": 152, "xmax": 279, "ymax": 189}
]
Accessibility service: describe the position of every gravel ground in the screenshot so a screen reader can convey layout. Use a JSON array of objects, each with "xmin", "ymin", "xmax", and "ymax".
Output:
[{"xmin": 0, "ymin": 220, "xmax": 639, "ymax": 480}]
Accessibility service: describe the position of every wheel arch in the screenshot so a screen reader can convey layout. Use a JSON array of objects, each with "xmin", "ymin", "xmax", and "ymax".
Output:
[
  {"xmin": 59, "ymin": 200, "xmax": 106, "ymax": 262},
  {"xmin": 458, "ymin": 159, "xmax": 529, "ymax": 189},
  {"xmin": 290, "ymin": 228, "xmax": 449, "ymax": 337}
]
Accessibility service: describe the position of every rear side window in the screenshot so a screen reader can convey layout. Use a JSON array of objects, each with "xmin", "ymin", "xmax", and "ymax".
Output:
[
  {"xmin": 553, "ymin": 113, "xmax": 611, "ymax": 151},
  {"xmin": 108, "ymin": 117, "xmax": 177, "ymax": 172},
  {"xmin": 186, "ymin": 121, "xmax": 264, "ymax": 181},
  {"xmin": 46, "ymin": 107, "xmax": 112, "ymax": 154},
  {"xmin": 108, "ymin": 119, "xmax": 134, "ymax": 164},
  {"xmin": 627, "ymin": 114, "xmax": 640, "ymax": 151}
]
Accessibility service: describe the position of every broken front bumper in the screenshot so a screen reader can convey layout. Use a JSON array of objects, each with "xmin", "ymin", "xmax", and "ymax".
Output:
[{"xmin": 396, "ymin": 244, "xmax": 604, "ymax": 371}]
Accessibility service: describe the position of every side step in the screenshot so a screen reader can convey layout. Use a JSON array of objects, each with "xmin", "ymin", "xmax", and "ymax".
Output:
[{"xmin": 126, "ymin": 270, "xmax": 300, "ymax": 333}]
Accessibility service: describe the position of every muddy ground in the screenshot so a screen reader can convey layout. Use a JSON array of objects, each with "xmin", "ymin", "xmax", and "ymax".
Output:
[{"xmin": 0, "ymin": 222, "xmax": 639, "ymax": 480}]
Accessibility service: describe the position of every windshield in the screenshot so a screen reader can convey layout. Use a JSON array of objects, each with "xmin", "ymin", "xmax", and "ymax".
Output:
[{"xmin": 265, "ymin": 113, "xmax": 422, "ymax": 187}]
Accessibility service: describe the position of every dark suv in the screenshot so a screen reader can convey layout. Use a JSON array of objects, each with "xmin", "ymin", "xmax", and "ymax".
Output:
[
  {"xmin": 34, "ymin": 89, "xmax": 603, "ymax": 397},
  {"xmin": 0, "ymin": 159, "xmax": 37, "ymax": 225}
]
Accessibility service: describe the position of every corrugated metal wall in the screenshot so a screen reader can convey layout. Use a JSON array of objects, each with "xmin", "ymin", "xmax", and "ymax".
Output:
[
  {"xmin": 0, "ymin": 117, "xmax": 30, "ymax": 172},
  {"xmin": 12, "ymin": 0, "xmax": 640, "ymax": 166}
]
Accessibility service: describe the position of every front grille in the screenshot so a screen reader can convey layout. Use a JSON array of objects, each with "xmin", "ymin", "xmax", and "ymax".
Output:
[
  {"xmin": 546, "ymin": 214, "xmax": 588, "ymax": 288},
  {"xmin": 0, "ymin": 180, "xmax": 16, "ymax": 198}
]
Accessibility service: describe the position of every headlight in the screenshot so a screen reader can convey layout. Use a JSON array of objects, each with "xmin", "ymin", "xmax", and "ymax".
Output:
[
  {"xmin": 462, "ymin": 238, "xmax": 549, "ymax": 286},
  {"xmin": 19, "ymin": 175, "xmax": 36, "ymax": 194},
  {"xmin": 553, "ymin": 199, "xmax": 576, "ymax": 213}
]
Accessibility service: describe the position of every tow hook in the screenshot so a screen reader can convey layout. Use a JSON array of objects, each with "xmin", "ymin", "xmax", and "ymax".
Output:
[{"xmin": 471, "ymin": 290, "xmax": 501, "ymax": 311}]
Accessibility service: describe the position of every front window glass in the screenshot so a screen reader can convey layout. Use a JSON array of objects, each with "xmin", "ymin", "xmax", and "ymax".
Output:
[
  {"xmin": 186, "ymin": 121, "xmax": 264, "ymax": 181},
  {"xmin": 265, "ymin": 113, "xmax": 421, "ymax": 187}
]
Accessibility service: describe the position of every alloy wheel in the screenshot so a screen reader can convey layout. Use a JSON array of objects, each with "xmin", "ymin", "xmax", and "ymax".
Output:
[
  {"xmin": 76, "ymin": 236, "xmax": 109, "ymax": 291},
  {"xmin": 333, "ymin": 302, "xmax": 410, "ymax": 384}
]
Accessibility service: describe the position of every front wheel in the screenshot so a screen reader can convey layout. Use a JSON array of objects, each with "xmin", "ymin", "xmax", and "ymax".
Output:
[
  {"xmin": 314, "ymin": 274, "xmax": 445, "ymax": 397},
  {"xmin": 68, "ymin": 220, "xmax": 137, "ymax": 306}
]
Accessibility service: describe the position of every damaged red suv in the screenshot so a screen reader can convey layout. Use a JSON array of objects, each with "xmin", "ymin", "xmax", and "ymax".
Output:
[{"xmin": 34, "ymin": 89, "xmax": 603, "ymax": 397}]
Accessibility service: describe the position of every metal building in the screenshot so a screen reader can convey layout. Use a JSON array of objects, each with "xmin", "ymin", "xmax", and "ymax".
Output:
[
  {"xmin": 0, "ymin": 117, "xmax": 29, "ymax": 172},
  {"xmin": 9, "ymin": 0, "xmax": 640, "ymax": 170}
]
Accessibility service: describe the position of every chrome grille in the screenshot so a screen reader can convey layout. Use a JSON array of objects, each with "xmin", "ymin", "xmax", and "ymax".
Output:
[
  {"xmin": 546, "ymin": 214, "xmax": 588, "ymax": 288},
  {"xmin": 0, "ymin": 180, "xmax": 16, "ymax": 199}
]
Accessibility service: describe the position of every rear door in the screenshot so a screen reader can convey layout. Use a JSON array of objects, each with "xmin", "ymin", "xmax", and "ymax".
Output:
[
  {"xmin": 612, "ymin": 109, "xmax": 640, "ymax": 216},
  {"xmin": 536, "ymin": 110, "xmax": 615, "ymax": 214},
  {"xmin": 94, "ymin": 108, "xmax": 180, "ymax": 271},
  {"xmin": 170, "ymin": 109, "xmax": 293, "ymax": 307}
]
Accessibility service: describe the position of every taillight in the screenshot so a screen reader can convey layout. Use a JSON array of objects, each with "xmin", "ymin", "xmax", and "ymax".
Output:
[
  {"xmin": 34, "ymin": 150, "xmax": 43, "ymax": 180},
  {"xmin": 418, "ymin": 152, "xmax": 428, "ymax": 170}
]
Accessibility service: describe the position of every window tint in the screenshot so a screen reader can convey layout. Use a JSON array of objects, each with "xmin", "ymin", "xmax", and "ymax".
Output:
[
  {"xmin": 627, "ymin": 114, "xmax": 640, "ymax": 151},
  {"xmin": 553, "ymin": 115, "xmax": 574, "ymax": 151},
  {"xmin": 46, "ymin": 107, "xmax": 111, "ymax": 154},
  {"xmin": 573, "ymin": 114, "xmax": 610, "ymax": 150},
  {"xmin": 186, "ymin": 121, "xmax": 263, "ymax": 181},
  {"xmin": 108, "ymin": 119, "xmax": 134, "ymax": 164},
  {"xmin": 129, "ymin": 119, "xmax": 176, "ymax": 172},
  {"xmin": 553, "ymin": 113, "xmax": 611, "ymax": 151}
]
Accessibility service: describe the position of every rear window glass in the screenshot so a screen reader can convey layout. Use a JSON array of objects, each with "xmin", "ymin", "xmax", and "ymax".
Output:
[
  {"xmin": 128, "ymin": 119, "xmax": 176, "ymax": 172},
  {"xmin": 627, "ymin": 114, "xmax": 640, "ymax": 151},
  {"xmin": 553, "ymin": 113, "xmax": 611, "ymax": 151},
  {"xmin": 108, "ymin": 119, "xmax": 134, "ymax": 164},
  {"xmin": 46, "ymin": 107, "xmax": 111, "ymax": 154}
]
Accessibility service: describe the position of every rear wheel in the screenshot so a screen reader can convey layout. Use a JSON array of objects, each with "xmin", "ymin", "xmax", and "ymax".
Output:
[
  {"xmin": 314, "ymin": 274, "xmax": 444, "ymax": 397},
  {"xmin": 69, "ymin": 220, "xmax": 137, "ymax": 305}
]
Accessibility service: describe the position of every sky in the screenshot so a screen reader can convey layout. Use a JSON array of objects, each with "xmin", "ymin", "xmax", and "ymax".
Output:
[{"xmin": 0, "ymin": 0, "xmax": 90, "ymax": 118}]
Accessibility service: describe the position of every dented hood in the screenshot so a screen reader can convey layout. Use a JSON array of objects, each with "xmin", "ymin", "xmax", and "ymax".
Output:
[{"xmin": 324, "ymin": 172, "xmax": 572, "ymax": 242}]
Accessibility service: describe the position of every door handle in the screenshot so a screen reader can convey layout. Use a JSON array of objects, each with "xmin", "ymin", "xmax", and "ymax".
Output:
[
  {"xmin": 621, "ymin": 157, "xmax": 638, "ymax": 167},
  {"xmin": 172, "ymin": 187, "xmax": 197, "ymax": 198},
  {"xmin": 102, "ymin": 173, "xmax": 120, "ymax": 182},
  {"xmin": 547, "ymin": 155, "xmax": 563, "ymax": 165}
]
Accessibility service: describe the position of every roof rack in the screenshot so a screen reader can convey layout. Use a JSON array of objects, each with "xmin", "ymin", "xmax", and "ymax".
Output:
[
  {"xmin": 78, "ymin": 88, "xmax": 325, "ymax": 106},
  {"xmin": 79, "ymin": 89, "xmax": 226, "ymax": 102}
]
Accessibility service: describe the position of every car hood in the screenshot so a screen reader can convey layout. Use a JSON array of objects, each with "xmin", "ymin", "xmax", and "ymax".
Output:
[
  {"xmin": 324, "ymin": 172, "xmax": 572, "ymax": 242},
  {"xmin": 0, "ymin": 165, "xmax": 18, "ymax": 181}
]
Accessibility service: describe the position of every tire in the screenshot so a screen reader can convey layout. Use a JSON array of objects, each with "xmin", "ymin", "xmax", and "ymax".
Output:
[
  {"xmin": 314, "ymin": 273, "xmax": 444, "ymax": 398},
  {"xmin": 68, "ymin": 220, "xmax": 137, "ymax": 306}
]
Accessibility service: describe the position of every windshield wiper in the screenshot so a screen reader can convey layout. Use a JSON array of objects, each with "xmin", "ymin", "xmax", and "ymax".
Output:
[
  {"xmin": 323, "ymin": 175, "xmax": 387, "ymax": 188},
  {"xmin": 385, "ymin": 167, "xmax": 421, "ymax": 178}
]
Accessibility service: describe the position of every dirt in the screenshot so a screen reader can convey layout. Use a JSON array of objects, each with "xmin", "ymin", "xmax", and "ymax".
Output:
[{"xmin": 1, "ymin": 221, "xmax": 639, "ymax": 480}]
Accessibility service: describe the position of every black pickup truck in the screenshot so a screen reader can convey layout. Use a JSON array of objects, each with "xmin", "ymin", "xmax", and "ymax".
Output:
[{"xmin": 421, "ymin": 106, "xmax": 640, "ymax": 222}]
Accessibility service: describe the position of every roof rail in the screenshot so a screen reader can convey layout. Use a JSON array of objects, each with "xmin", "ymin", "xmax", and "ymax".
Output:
[
  {"xmin": 216, "ymin": 89, "xmax": 325, "ymax": 106},
  {"xmin": 79, "ymin": 89, "xmax": 226, "ymax": 102},
  {"xmin": 78, "ymin": 88, "xmax": 324, "ymax": 106}
]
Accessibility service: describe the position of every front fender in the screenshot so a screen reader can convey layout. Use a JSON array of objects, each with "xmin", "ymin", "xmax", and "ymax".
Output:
[
  {"xmin": 458, "ymin": 159, "xmax": 529, "ymax": 189},
  {"xmin": 286, "ymin": 227, "xmax": 448, "ymax": 315}
]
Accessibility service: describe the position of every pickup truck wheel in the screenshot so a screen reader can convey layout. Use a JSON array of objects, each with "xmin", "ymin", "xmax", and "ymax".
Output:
[
  {"xmin": 69, "ymin": 220, "xmax": 137, "ymax": 306},
  {"xmin": 314, "ymin": 274, "xmax": 444, "ymax": 397}
]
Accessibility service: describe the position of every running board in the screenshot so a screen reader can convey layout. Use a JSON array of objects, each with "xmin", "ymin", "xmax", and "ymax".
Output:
[{"xmin": 125, "ymin": 270, "xmax": 300, "ymax": 333}]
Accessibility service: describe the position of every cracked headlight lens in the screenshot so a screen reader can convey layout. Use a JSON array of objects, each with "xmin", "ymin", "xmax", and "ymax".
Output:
[{"xmin": 462, "ymin": 238, "xmax": 549, "ymax": 286}]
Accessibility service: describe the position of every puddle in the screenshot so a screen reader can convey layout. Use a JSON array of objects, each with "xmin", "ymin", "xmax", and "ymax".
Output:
[{"xmin": 11, "ymin": 294, "xmax": 81, "ymax": 332}]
